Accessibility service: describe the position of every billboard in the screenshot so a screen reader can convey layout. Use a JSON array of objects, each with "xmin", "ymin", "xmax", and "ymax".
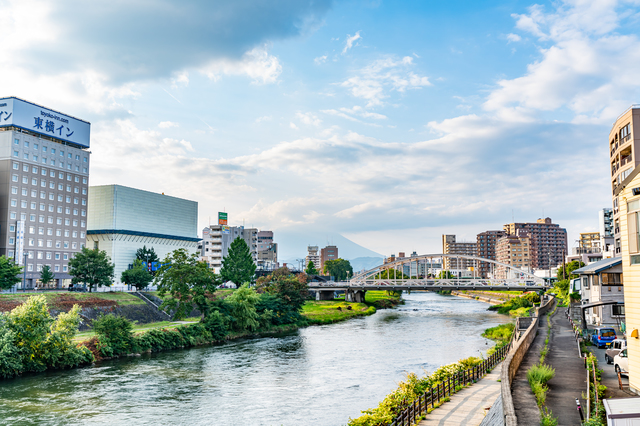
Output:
[
  {"xmin": 221, "ymin": 225, "xmax": 230, "ymax": 234},
  {"xmin": 218, "ymin": 212, "xmax": 228, "ymax": 225},
  {"xmin": 15, "ymin": 221, "xmax": 25, "ymax": 265},
  {"xmin": 0, "ymin": 97, "xmax": 91, "ymax": 148}
]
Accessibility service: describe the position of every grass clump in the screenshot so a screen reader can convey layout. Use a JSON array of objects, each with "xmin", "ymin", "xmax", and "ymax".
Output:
[{"xmin": 527, "ymin": 363, "xmax": 555, "ymax": 407}]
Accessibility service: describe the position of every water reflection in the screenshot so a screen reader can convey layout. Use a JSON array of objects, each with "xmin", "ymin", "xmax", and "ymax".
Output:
[{"xmin": 0, "ymin": 291, "xmax": 510, "ymax": 426}]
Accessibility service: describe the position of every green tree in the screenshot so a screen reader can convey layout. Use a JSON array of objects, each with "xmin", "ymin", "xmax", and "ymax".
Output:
[
  {"xmin": 0, "ymin": 256, "xmax": 23, "ymax": 290},
  {"xmin": 135, "ymin": 245, "xmax": 159, "ymax": 264},
  {"xmin": 323, "ymin": 258, "xmax": 353, "ymax": 281},
  {"xmin": 557, "ymin": 260, "xmax": 585, "ymax": 280},
  {"xmin": 220, "ymin": 237, "xmax": 256, "ymax": 285},
  {"xmin": 255, "ymin": 267, "xmax": 309, "ymax": 312},
  {"xmin": 305, "ymin": 261, "xmax": 318, "ymax": 275},
  {"xmin": 121, "ymin": 259, "xmax": 153, "ymax": 291},
  {"xmin": 39, "ymin": 265, "xmax": 55, "ymax": 288},
  {"xmin": 226, "ymin": 284, "xmax": 260, "ymax": 331},
  {"xmin": 68, "ymin": 248, "xmax": 115, "ymax": 292},
  {"xmin": 375, "ymin": 269, "xmax": 410, "ymax": 279},
  {"xmin": 154, "ymin": 248, "xmax": 221, "ymax": 320}
]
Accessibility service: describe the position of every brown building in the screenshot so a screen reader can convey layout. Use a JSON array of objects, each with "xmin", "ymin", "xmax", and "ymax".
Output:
[
  {"xmin": 442, "ymin": 234, "xmax": 477, "ymax": 271},
  {"xmin": 495, "ymin": 231, "xmax": 531, "ymax": 279},
  {"xmin": 503, "ymin": 218, "xmax": 567, "ymax": 271},
  {"xmin": 610, "ymin": 106, "xmax": 640, "ymax": 256},
  {"xmin": 476, "ymin": 230, "xmax": 506, "ymax": 278},
  {"xmin": 320, "ymin": 245, "xmax": 338, "ymax": 273}
]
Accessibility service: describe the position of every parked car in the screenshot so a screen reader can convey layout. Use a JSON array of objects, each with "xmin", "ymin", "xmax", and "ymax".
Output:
[
  {"xmin": 591, "ymin": 327, "xmax": 617, "ymax": 348},
  {"xmin": 67, "ymin": 285, "xmax": 87, "ymax": 292},
  {"xmin": 605, "ymin": 339, "xmax": 627, "ymax": 364},
  {"xmin": 614, "ymin": 349, "xmax": 629, "ymax": 376}
]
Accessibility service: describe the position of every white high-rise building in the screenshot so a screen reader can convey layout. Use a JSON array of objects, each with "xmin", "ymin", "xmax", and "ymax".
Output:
[{"xmin": 200, "ymin": 225, "xmax": 258, "ymax": 273}]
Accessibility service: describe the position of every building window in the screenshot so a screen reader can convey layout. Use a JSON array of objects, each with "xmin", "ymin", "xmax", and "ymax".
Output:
[
  {"xmin": 10, "ymin": 199, "xmax": 16, "ymax": 207},
  {"xmin": 55, "ymin": 253, "xmax": 60, "ymax": 260},
  {"xmin": 82, "ymin": 178, "xmax": 87, "ymax": 184},
  {"xmin": 9, "ymin": 225, "xmax": 15, "ymax": 232},
  {"xmin": 14, "ymin": 138, "xmax": 19, "ymax": 145},
  {"xmin": 12, "ymin": 174, "xmax": 18, "ymax": 182},
  {"xmin": 63, "ymin": 253, "xmax": 68, "ymax": 260},
  {"xmin": 13, "ymin": 151, "xmax": 18, "ymax": 157},
  {"xmin": 55, "ymin": 265, "xmax": 60, "ymax": 272},
  {"xmin": 62, "ymin": 266, "xmax": 67, "ymax": 272},
  {"xmin": 24, "ymin": 141, "xmax": 29, "ymax": 148},
  {"xmin": 9, "ymin": 238, "xmax": 14, "ymax": 245},
  {"xmin": 8, "ymin": 251, "xmax": 14, "ymax": 258},
  {"xmin": 612, "ymin": 305, "xmax": 625, "ymax": 316}
]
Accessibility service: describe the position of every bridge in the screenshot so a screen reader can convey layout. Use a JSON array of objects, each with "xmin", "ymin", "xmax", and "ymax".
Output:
[{"xmin": 308, "ymin": 253, "xmax": 548, "ymax": 303}]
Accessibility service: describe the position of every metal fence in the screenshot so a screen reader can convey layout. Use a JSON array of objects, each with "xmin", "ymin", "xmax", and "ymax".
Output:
[{"xmin": 389, "ymin": 343, "xmax": 510, "ymax": 426}]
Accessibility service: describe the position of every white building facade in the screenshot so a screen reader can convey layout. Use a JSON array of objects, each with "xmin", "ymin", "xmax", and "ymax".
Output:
[
  {"xmin": 200, "ymin": 225, "xmax": 258, "ymax": 273},
  {"xmin": 87, "ymin": 185, "xmax": 199, "ymax": 286}
]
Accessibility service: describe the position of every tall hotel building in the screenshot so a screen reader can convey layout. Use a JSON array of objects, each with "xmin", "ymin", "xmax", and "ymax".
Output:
[{"xmin": 0, "ymin": 97, "xmax": 91, "ymax": 288}]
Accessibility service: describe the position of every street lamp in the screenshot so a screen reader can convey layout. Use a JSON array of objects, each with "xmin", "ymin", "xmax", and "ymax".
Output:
[{"xmin": 22, "ymin": 252, "xmax": 27, "ymax": 292}]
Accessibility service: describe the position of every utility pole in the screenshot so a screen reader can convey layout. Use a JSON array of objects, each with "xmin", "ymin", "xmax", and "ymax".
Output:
[{"xmin": 22, "ymin": 252, "xmax": 27, "ymax": 292}]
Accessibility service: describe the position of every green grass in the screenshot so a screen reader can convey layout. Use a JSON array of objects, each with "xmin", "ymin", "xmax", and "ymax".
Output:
[
  {"xmin": 73, "ymin": 319, "xmax": 198, "ymax": 342},
  {"xmin": 301, "ymin": 300, "xmax": 376, "ymax": 324},
  {"xmin": 0, "ymin": 291, "xmax": 145, "ymax": 306},
  {"xmin": 364, "ymin": 290, "xmax": 400, "ymax": 303}
]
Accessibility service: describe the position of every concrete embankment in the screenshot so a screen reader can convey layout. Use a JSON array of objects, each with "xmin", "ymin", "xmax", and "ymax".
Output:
[{"xmin": 450, "ymin": 290, "xmax": 504, "ymax": 305}]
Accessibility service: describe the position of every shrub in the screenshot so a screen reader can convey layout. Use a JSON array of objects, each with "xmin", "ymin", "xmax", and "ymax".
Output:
[
  {"xmin": 92, "ymin": 314, "xmax": 134, "ymax": 357},
  {"xmin": 482, "ymin": 323, "xmax": 514, "ymax": 341},
  {"xmin": 202, "ymin": 310, "xmax": 229, "ymax": 341},
  {"xmin": 488, "ymin": 296, "xmax": 533, "ymax": 315}
]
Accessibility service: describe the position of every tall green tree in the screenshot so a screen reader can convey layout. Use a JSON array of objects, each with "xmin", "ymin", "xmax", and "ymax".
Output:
[
  {"xmin": 226, "ymin": 284, "xmax": 261, "ymax": 331},
  {"xmin": 557, "ymin": 260, "xmax": 585, "ymax": 280},
  {"xmin": 375, "ymin": 269, "xmax": 410, "ymax": 279},
  {"xmin": 0, "ymin": 256, "xmax": 23, "ymax": 290},
  {"xmin": 136, "ymin": 246, "xmax": 159, "ymax": 264},
  {"xmin": 39, "ymin": 265, "xmax": 55, "ymax": 288},
  {"xmin": 121, "ymin": 259, "xmax": 153, "ymax": 291},
  {"xmin": 154, "ymin": 248, "xmax": 221, "ymax": 319},
  {"xmin": 437, "ymin": 270, "xmax": 455, "ymax": 279},
  {"xmin": 305, "ymin": 261, "xmax": 318, "ymax": 275},
  {"xmin": 220, "ymin": 237, "xmax": 256, "ymax": 285},
  {"xmin": 68, "ymin": 247, "xmax": 115, "ymax": 292},
  {"xmin": 255, "ymin": 267, "xmax": 309, "ymax": 312},
  {"xmin": 323, "ymin": 258, "xmax": 353, "ymax": 281}
]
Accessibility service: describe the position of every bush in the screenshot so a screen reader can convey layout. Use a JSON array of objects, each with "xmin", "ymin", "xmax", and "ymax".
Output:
[
  {"xmin": 482, "ymin": 323, "xmax": 514, "ymax": 341},
  {"xmin": 202, "ymin": 310, "xmax": 229, "ymax": 341},
  {"xmin": 527, "ymin": 363, "xmax": 555, "ymax": 407},
  {"xmin": 92, "ymin": 314, "xmax": 134, "ymax": 357},
  {"xmin": 488, "ymin": 296, "xmax": 533, "ymax": 315}
]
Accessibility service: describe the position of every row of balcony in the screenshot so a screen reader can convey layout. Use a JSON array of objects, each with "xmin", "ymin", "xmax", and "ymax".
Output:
[{"xmin": 610, "ymin": 133, "xmax": 632, "ymax": 156}]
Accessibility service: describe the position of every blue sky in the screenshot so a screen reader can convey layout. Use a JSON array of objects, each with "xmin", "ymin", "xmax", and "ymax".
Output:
[{"xmin": 1, "ymin": 0, "xmax": 636, "ymax": 259}]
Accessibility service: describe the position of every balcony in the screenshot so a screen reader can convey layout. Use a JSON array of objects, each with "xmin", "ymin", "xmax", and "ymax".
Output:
[{"xmin": 622, "ymin": 133, "xmax": 632, "ymax": 144}]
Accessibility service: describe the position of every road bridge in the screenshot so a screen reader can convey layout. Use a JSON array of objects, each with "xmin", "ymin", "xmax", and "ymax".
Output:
[{"xmin": 309, "ymin": 253, "xmax": 548, "ymax": 303}]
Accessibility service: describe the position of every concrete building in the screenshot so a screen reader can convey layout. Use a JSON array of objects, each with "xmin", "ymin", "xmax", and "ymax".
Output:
[
  {"xmin": 610, "ymin": 106, "xmax": 640, "ymax": 257},
  {"xmin": 615, "ymin": 150, "xmax": 640, "ymax": 395},
  {"xmin": 476, "ymin": 230, "xmax": 506, "ymax": 278},
  {"xmin": 600, "ymin": 208, "xmax": 614, "ymax": 257},
  {"xmin": 87, "ymin": 185, "xmax": 199, "ymax": 286},
  {"xmin": 442, "ymin": 234, "xmax": 477, "ymax": 271},
  {"xmin": 495, "ymin": 231, "xmax": 531, "ymax": 279},
  {"xmin": 257, "ymin": 230, "xmax": 277, "ymax": 271},
  {"xmin": 320, "ymin": 245, "xmax": 338, "ymax": 273},
  {"xmin": 503, "ymin": 218, "xmax": 567, "ymax": 271},
  {"xmin": 306, "ymin": 245, "xmax": 320, "ymax": 272},
  {"xmin": 0, "ymin": 97, "xmax": 91, "ymax": 289},
  {"xmin": 573, "ymin": 258, "xmax": 624, "ymax": 328},
  {"xmin": 200, "ymin": 225, "xmax": 259, "ymax": 273}
]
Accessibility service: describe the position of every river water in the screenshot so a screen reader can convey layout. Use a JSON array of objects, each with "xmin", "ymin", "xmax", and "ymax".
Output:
[{"xmin": 0, "ymin": 292, "xmax": 510, "ymax": 426}]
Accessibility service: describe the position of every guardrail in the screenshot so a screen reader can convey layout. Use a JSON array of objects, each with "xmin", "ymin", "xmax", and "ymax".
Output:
[{"xmin": 388, "ymin": 344, "xmax": 510, "ymax": 426}]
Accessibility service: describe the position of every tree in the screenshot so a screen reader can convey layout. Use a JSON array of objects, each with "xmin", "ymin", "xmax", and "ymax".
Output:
[
  {"xmin": 135, "ymin": 246, "xmax": 159, "ymax": 264},
  {"xmin": 557, "ymin": 260, "xmax": 585, "ymax": 280},
  {"xmin": 437, "ymin": 270, "xmax": 455, "ymax": 279},
  {"xmin": 154, "ymin": 248, "xmax": 221, "ymax": 319},
  {"xmin": 0, "ymin": 256, "xmax": 23, "ymax": 290},
  {"xmin": 68, "ymin": 247, "xmax": 115, "ymax": 292},
  {"xmin": 255, "ymin": 267, "xmax": 309, "ymax": 312},
  {"xmin": 121, "ymin": 259, "xmax": 153, "ymax": 291},
  {"xmin": 323, "ymin": 258, "xmax": 353, "ymax": 281},
  {"xmin": 226, "ymin": 284, "xmax": 261, "ymax": 331},
  {"xmin": 305, "ymin": 261, "xmax": 318, "ymax": 275},
  {"xmin": 39, "ymin": 265, "xmax": 55, "ymax": 288},
  {"xmin": 220, "ymin": 237, "xmax": 256, "ymax": 285},
  {"xmin": 375, "ymin": 269, "xmax": 410, "ymax": 279}
]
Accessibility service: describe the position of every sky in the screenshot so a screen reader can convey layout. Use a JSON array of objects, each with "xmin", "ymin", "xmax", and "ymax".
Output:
[{"xmin": 1, "ymin": 0, "xmax": 638, "ymax": 260}]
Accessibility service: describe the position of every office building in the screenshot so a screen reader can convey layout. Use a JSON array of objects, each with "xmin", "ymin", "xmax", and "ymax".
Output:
[
  {"xmin": 503, "ymin": 218, "xmax": 567, "ymax": 271},
  {"xmin": 0, "ymin": 97, "xmax": 91, "ymax": 288},
  {"xmin": 306, "ymin": 245, "xmax": 320, "ymax": 272},
  {"xmin": 441, "ymin": 234, "xmax": 477, "ymax": 271},
  {"xmin": 476, "ymin": 230, "xmax": 506, "ymax": 278},
  {"xmin": 87, "ymin": 185, "xmax": 199, "ymax": 284},
  {"xmin": 320, "ymin": 245, "xmax": 338, "ymax": 273},
  {"xmin": 200, "ymin": 224, "xmax": 259, "ymax": 273},
  {"xmin": 257, "ymin": 230, "xmax": 277, "ymax": 271},
  {"xmin": 495, "ymin": 231, "xmax": 531, "ymax": 279}
]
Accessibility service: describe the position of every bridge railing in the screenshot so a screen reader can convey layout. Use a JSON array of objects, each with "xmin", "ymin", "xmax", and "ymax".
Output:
[{"xmin": 388, "ymin": 343, "xmax": 510, "ymax": 426}]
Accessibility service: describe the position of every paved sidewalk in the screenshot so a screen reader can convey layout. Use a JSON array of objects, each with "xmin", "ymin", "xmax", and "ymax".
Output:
[
  {"xmin": 545, "ymin": 308, "xmax": 587, "ymax": 425},
  {"xmin": 512, "ymin": 316, "xmax": 546, "ymax": 426},
  {"xmin": 418, "ymin": 363, "xmax": 502, "ymax": 426}
]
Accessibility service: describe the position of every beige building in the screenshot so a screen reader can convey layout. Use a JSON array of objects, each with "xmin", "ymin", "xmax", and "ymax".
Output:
[
  {"xmin": 306, "ymin": 245, "xmax": 320, "ymax": 272},
  {"xmin": 503, "ymin": 218, "xmax": 567, "ymax": 271},
  {"xmin": 442, "ymin": 234, "xmax": 477, "ymax": 271},
  {"xmin": 579, "ymin": 232, "xmax": 601, "ymax": 249},
  {"xmin": 495, "ymin": 232, "xmax": 531, "ymax": 279}
]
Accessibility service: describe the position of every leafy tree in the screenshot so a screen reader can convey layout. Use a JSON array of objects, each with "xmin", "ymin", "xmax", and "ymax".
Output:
[
  {"xmin": 39, "ymin": 265, "xmax": 55, "ymax": 288},
  {"xmin": 220, "ymin": 237, "xmax": 256, "ymax": 285},
  {"xmin": 437, "ymin": 270, "xmax": 455, "ymax": 279},
  {"xmin": 305, "ymin": 261, "xmax": 318, "ymax": 275},
  {"xmin": 154, "ymin": 248, "xmax": 221, "ymax": 320},
  {"xmin": 226, "ymin": 284, "xmax": 260, "ymax": 331},
  {"xmin": 68, "ymin": 248, "xmax": 115, "ymax": 292},
  {"xmin": 255, "ymin": 267, "xmax": 309, "ymax": 312},
  {"xmin": 557, "ymin": 260, "xmax": 585, "ymax": 280},
  {"xmin": 92, "ymin": 314, "xmax": 134, "ymax": 357},
  {"xmin": 0, "ymin": 256, "xmax": 23, "ymax": 290},
  {"xmin": 323, "ymin": 258, "xmax": 353, "ymax": 281},
  {"xmin": 375, "ymin": 269, "xmax": 410, "ymax": 279},
  {"xmin": 121, "ymin": 259, "xmax": 153, "ymax": 291},
  {"xmin": 136, "ymin": 245, "xmax": 159, "ymax": 264}
]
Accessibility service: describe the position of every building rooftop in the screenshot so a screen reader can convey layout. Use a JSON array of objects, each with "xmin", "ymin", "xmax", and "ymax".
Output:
[{"xmin": 572, "ymin": 257, "xmax": 621, "ymax": 275}]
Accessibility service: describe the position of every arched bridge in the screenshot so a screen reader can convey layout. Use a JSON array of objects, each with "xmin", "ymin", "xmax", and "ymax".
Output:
[{"xmin": 309, "ymin": 253, "xmax": 547, "ymax": 303}]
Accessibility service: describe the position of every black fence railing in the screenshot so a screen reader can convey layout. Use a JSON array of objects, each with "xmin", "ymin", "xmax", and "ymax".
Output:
[{"xmin": 389, "ymin": 343, "xmax": 510, "ymax": 426}]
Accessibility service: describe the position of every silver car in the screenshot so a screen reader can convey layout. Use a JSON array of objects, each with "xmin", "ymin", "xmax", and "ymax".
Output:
[{"xmin": 614, "ymin": 349, "xmax": 629, "ymax": 376}]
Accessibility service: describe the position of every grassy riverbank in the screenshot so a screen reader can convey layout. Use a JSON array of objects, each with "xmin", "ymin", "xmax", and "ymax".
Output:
[{"xmin": 302, "ymin": 290, "xmax": 401, "ymax": 324}]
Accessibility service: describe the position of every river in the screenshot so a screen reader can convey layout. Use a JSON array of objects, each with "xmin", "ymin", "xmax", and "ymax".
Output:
[{"xmin": 0, "ymin": 292, "xmax": 510, "ymax": 426}]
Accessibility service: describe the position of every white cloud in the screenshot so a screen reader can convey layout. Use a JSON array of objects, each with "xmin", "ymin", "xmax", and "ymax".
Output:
[
  {"xmin": 314, "ymin": 55, "xmax": 328, "ymax": 64},
  {"xmin": 289, "ymin": 122, "xmax": 299, "ymax": 129},
  {"xmin": 296, "ymin": 112, "xmax": 322, "ymax": 126},
  {"xmin": 158, "ymin": 121, "xmax": 179, "ymax": 129},
  {"xmin": 342, "ymin": 31, "xmax": 361, "ymax": 54},
  {"xmin": 202, "ymin": 46, "xmax": 282, "ymax": 84},
  {"xmin": 255, "ymin": 115, "xmax": 273, "ymax": 123},
  {"xmin": 506, "ymin": 33, "xmax": 522, "ymax": 43}
]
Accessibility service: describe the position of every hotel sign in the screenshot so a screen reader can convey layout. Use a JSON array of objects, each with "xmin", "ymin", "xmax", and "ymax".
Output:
[
  {"xmin": 218, "ymin": 212, "xmax": 228, "ymax": 225},
  {"xmin": 0, "ymin": 97, "xmax": 90, "ymax": 148}
]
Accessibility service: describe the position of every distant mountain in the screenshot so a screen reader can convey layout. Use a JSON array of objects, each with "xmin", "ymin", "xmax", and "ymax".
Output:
[{"xmin": 349, "ymin": 256, "xmax": 384, "ymax": 272}]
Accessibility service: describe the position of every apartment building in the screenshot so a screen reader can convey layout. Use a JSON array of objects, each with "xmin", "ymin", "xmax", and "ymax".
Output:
[
  {"xmin": 320, "ymin": 245, "xmax": 338, "ymax": 273},
  {"xmin": 495, "ymin": 231, "xmax": 531, "ymax": 279},
  {"xmin": 200, "ymin": 225, "xmax": 258, "ymax": 273},
  {"xmin": 600, "ymin": 208, "xmax": 614, "ymax": 257},
  {"xmin": 0, "ymin": 97, "xmax": 91, "ymax": 289},
  {"xmin": 503, "ymin": 218, "xmax": 567, "ymax": 271},
  {"xmin": 257, "ymin": 230, "xmax": 277, "ymax": 271},
  {"xmin": 306, "ymin": 245, "xmax": 320, "ymax": 272},
  {"xmin": 442, "ymin": 234, "xmax": 477, "ymax": 271},
  {"xmin": 476, "ymin": 230, "xmax": 506, "ymax": 278}
]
